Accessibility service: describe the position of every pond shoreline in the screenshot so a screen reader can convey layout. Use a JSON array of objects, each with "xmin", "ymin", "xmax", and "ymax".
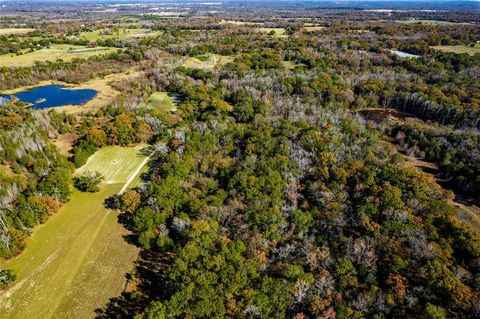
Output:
[{"xmin": 1, "ymin": 78, "xmax": 118, "ymax": 113}]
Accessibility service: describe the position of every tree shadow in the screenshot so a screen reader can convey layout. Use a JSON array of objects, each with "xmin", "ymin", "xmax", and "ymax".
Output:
[{"xmin": 95, "ymin": 250, "xmax": 172, "ymax": 318}]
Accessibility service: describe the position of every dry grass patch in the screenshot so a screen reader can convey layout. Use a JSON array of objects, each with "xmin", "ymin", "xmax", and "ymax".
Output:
[
  {"xmin": 0, "ymin": 28, "xmax": 35, "ymax": 35},
  {"xmin": 431, "ymin": 44, "xmax": 480, "ymax": 56},
  {"xmin": 182, "ymin": 54, "xmax": 234, "ymax": 70},
  {"xmin": 304, "ymin": 26, "xmax": 324, "ymax": 32},
  {"xmin": 258, "ymin": 27, "xmax": 287, "ymax": 37}
]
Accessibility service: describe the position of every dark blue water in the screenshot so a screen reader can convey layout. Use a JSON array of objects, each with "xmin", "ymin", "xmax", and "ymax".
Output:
[{"xmin": 3, "ymin": 85, "xmax": 97, "ymax": 109}]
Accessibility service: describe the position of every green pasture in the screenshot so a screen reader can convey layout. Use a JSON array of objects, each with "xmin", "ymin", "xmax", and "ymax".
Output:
[
  {"xmin": 78, "ymin": 28, "xmax": 162, "ymax": 41},
  {"xmin": 0, "ymin": 44, "xmax": 117, "ymax": 67},
  {"xmin": 0, "ymin": 146, "xmax": 149, "ymax": 318}
]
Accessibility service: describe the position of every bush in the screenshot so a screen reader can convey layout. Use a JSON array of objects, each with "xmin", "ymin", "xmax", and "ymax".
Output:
[
  {"xmin": 74, "ymin": 171, "xmax": 104, "ymax": 192},
  {"xmin": 0, "ymin": 269, "xmax": 16, "ymax": 289}
]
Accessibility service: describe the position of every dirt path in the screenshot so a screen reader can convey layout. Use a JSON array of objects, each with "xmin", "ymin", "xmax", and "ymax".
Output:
[{"xmin": 398, "ymin": 151, "xmax": 480, "ymax": 231}]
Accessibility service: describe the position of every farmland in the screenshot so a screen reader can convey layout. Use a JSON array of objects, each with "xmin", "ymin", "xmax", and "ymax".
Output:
[
  {"xmin": 0, "ymin": 146, "xmax": 149, "ymax": 319},
  {"xmin": 78, "ymin": 28, "xmax": 162, "ymax": 41},
  {"xmin": 0, "ymin": 45, "xmax": 117, "ymax": 67}
]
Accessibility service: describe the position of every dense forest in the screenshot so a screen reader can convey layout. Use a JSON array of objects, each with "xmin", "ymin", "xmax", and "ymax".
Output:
[
  {"xmin": 0, "ymin": 2, "xmax": 479, "ymax": 318},
  {"xmin": 0, "ymin": 101, "xmax": 72, "ymax": 258}
]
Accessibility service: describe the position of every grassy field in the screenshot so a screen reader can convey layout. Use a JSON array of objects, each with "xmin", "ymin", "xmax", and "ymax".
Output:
[
  {"xmin": 0, "ymin": 146, "xmax": 150, "ymax": 319},
  {"xmin": 0, "ymin": 44, "xmax": 117, "ymax": 67},
  {"xmin": 79, "ymin": 28, "xmax": 162, "ymax": 41},
  {"xmin": 146, "ymin": 92, "xmax": 179, "ymax": 112},
  {"xmin": 281, "ymin": 61, "xmax": 296, "ymax": 70},
  {"xmin": 303, "ymin": 26, "xmax": 324, "ymax": 32},
  {"xmin": 0, "ymin": 28, "xmax": 35, "ymax": 35},
  {"xmin": 182, "ymin": 53, "xmax": 234, "ymax": 70},
  {"xmin": 431, "ymin": 44, "xmax": 480, "ymax": 56},
  {"xmin": 76, "ymin": 145, "xmax": 150, "ymax": 185},
  {"xmin": 258, "ymin": 27, "xmax": 287, "ymax": 37},
  {"xmin": 219, "ymin": 20, "xmax": 263, "ymax": 26}
]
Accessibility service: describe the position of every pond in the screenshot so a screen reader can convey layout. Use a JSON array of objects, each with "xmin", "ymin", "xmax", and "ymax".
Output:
[
  {"xmin": 390, "ymin": 50, "xmax": 421, "ymax": 59},
  {"xmin": 2, "ymin": 84, "xmax": 97, "ymax": 109}
]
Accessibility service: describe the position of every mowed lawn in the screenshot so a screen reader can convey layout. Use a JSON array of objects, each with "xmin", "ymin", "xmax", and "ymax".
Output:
[
  {"xmin": 0, "ymin": 146, "xmax": 150, "ymax": 319},
  {"xmin": 76, "ymin": 145, "xmax": 150, "ymax": 186},
  {"xmin": 0, "ymin": 44, "xmax": 117, "ymax": 67}
]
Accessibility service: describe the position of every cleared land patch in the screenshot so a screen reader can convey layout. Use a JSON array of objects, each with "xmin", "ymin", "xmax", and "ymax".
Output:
[
  {"xmin": 78, "ymin": 28, "xmax": 162, "ymax": 41},
  {"xmin": 0, "ymin": 28, "xmax": 35, "ymax": 35},
  {"xmin": 431, "ymin": 44, "xmax": 480, "ymax": 56},
  {"xmin": 258, "ymin": 27, "xmax": 287, "ymax": 37},
  {"xmin": 76, "ymin": 145, "xmax": 150, "ymax": 184},
  {"xmin": 304, "ymin": 26, "xmax": 324, "ymax": 32},
  {"xmin": 182, "ymin": 53, "xmax": 234, "ymax": 70},
  {"xmin": 219, "ymin": 20, "xmax": 263, "ymax": 26},
  {"xmin": 0, "ymin": 44, "xmax": 117, "ymax": 67},
  {"xmin": 146, "ymin": 92, "xmax": 179, "ymax": 112},
  {"xmin": 395, "ymin": 19, "xmax": 471, "ymax": 26},
  {"xmin": 0, "ymin": 146, "xmax": 149, "ymax": 319}
]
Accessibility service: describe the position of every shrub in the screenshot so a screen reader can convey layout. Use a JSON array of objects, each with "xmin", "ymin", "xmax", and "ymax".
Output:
[{"xmin": 74, "ymin": 171, "xmax": 104, "ymax": 192}]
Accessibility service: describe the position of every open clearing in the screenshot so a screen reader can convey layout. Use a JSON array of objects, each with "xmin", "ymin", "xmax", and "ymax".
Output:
[
  {"xmin": 76, "ymin": 145, "xmax": 150, "ymax": 184},
  {"xmin": 395, "ymin": 19, "xmax": 471, "ymax": 26},
  {"xmin": 0, "ymin": 28, "xmax": 35, "ymax": 35},
  {"xmin": 0, "ymin": 44, "xmax": 117, "ymax": 67},
  {"xmin": 258, "ymin": 27, "xmax": 288, "ymax": 37},
  {"xmin": 431, "ymin": 44, "xmax": 480, "ymax": 56},
  {"xmin": 146, "ymin": 91, "xmax": 179, "ymax": 112},
  {"xmin": 79, "ymin": 28, "xmax": 162, "ymax": 41},
  {"xmin": 303, "ymin": 26, "xmax": 324, "ymax": 32},
  {"xmin": 182, "ymin": 53, "xmax": 234, "ymax": 70},
  {"xmin": 219, "ymin": 20, "xmax": 263, "ymax": 26},
  {"xmin": 0, "ymin": 146, "xmax": 149, "ymax": 319}
]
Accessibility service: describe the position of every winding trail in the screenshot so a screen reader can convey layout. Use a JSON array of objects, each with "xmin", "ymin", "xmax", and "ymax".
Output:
[{"xmin": 398, "ymin": 150, "xmax": 480, "ymax": 231}]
